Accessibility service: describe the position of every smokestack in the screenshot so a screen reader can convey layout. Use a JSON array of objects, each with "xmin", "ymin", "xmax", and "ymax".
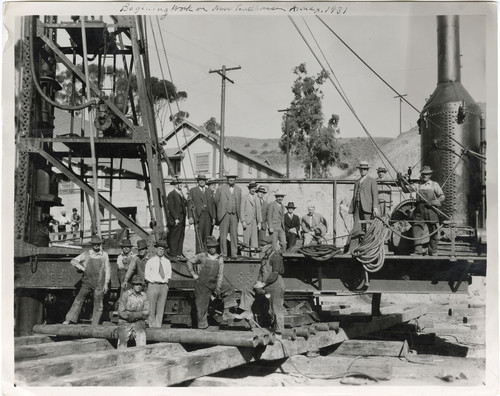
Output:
[{"xmin": 437, "ymin": 15, "xmax": 461, "ymax": 83}]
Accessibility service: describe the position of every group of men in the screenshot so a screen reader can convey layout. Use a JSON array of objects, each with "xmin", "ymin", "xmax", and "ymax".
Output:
[
  {"xmin": 166, "ymin": 173, "xmax": 332, "ymax": 259},
  {"xmin": 62, "ymin": 233, "xmax": 286, "ymax": 347}
]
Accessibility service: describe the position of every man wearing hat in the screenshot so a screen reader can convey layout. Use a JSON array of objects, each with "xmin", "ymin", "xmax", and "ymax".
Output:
[
  {"xmin": 215, "ymin": 173, "xmax": 242, "ymax": 258},
  {"xmin": 238, "ymin": 237, "xmax": 286, "ymax": 336},
  {"xmin": 117, "ymin": 275, "xmax": 149, "ymax": 349},
  {"xmin": 123, "ymin": 239, "xmax": 149, "ymax": 290},
  {"xmin": 144, "ymin": 240, "xmax": 172, "ymax": 327},
  {"xmin": 117, "ymin": 239, "xmax": 135, "ymax": 290},
  {"xmin": 267, "ymin": 191, "xmax": 287, "ymax": 251},
  {"xmin": 186, "ymin": 236, "xmax": 237, "ymax": 329},
  {"xmin": 167, "ymin": 177, "xmax": 187, "ymax": 259},
  {"xmin": 256, "ymin": 185, "xmax": 269, "ymax": 244},
  {"xmin": 399, "ymin": 166, "xmax": 445, "ymax": 255},
  {"xmin": 188, "ymin": 174, "xmax": 216, "ymax": 254},
  {"xmin": 284, "ymin": 202, "xmax": 300, "ymax": 250},
  {"xmin": 63, "ymin": 235, "xmax": 110, "ymax": 325},
  {"xmin": 301, "ymin": 204, "xmax": 328, "ymax": 245},
  {"xmin": 349, "ymin": 161, "xmax": 380, "ymax": 246},
  {"xmin": 376, "ymin": 167, "xmax": 392, "ymax": 215},
  {"xmin": 240, "ymin": 180, "xmax": 262, "ymax": 252}
]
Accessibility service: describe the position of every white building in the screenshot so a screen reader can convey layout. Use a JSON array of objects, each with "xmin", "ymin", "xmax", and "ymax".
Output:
[{"xmin": 161, "ymin": 121, "xmax": 284, "ymax": 179}]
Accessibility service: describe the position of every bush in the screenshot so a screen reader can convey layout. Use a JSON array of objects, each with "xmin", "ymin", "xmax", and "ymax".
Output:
[
  {"xmin": 262, "ymin": 142, "xmax": 269, "ymax": 148},
  {"xmin": 244, "ymin": 143, "xmax": 250, "ymax": 147},
  {"xmin": 261, "ymin": 150, "xmax": 270, "ymax": 155},
  {"xmin": 250, "ymin": 149, "xmax": 258, "ymax": 154}
]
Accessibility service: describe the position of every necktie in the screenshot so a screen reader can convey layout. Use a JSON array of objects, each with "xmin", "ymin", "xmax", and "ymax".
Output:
[{"xmin": 158, "ymin": 258, "xmax": 165, "ymax": 279}]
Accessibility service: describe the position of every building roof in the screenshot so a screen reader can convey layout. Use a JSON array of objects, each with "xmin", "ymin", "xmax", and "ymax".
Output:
[{"xmin": 163, "ymin": 121, "xmax": 284, "ymax": 178}]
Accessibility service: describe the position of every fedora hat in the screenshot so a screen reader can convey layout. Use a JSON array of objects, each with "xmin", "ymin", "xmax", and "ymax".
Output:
[
  {"xmin": 357, "ymin": 161, "xmax": 370, "ymax": 169},
  {"xmin": 131, "ymin": 275, "xmax": 144, "ymax": 285},
  {"xmin": 256, "ymin": 185, "xmax": 267, "ymax": 193},
  {"xmin": 154, "ymin": 240, "xmax": 168, "ymax": 248},
  {"xmin": 90, "ymin": 235, "xmax": 102, "ymax": 245},
  {"xmin": 196, "ymin": 174, "xmax": 207, "ymax": 180},
  {"xmin": 259, "ymin": 235, "xmax": 273, "ymax": 246},
  {"xmin": 420, "ymin": 166, "xmax": 433, "ymax": 174},
  {"xmin": 136, "ymin": 239, "xmax": 148, "ymax": 250},
  {"xmin": 205, "ymin": 236, "xmax": 218, "ymax": 247},
  {"xmin": 274, "ymin": 191, "xmax": 286, "ymax": 197},
  {"xmin": 376, "ymin": 167, "xmax": 387, "ymax": 173},
  {"xmin": 225, "ymin": 173, "xmax": 238, "ymax": 178},
  {"xmin": 247, "ymin": 180, "xmax": 258, "ymax": 189},
  {"xmin": 120, "ymin": 238, "xmax": 133, "ymax": 247},
  {"xmin": 285, "ymin": 202, "xmax": 296, "ymax": 209},
  {"xmin": 206, "ymin": 179, "xmax": 217, "ymax": 185},
  {"xmin": 170, "ymin": 177, "xmax": 181, "ymax": 185}
]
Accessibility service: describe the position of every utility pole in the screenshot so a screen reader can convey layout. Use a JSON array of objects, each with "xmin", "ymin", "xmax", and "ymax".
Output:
[
  {"xmin": 394, "ymin": 93, "xmax": 407, "ymax": 135},
  {"xmin": 209, "ymin": 65, "xmax": 241, "ymax": 178},
  {"xmin": 278, "ymin": 108, "xmax": 292, "ymax": 178}
]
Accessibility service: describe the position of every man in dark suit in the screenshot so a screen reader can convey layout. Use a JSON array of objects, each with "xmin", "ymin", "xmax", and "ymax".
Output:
[
  {"xmin": 215, "ymin": 173, "xmax": 242, "ymax": 258},
  {"xmin": 167, "ymin": 177, "xmax": 187, "ymax": 259},
  {"xmin": 267, "ymin": 191, "xmax": 287, "ymax": 251},
  {"xmin": 284, "ymin": 202, "xmax": 300, "ymax": 250},
  {"xmin": 256, "ymin": 185, "xmax": 269, "ymax": 245},
  {"xmin": 189, "ymin": 174, "xmax": 216, "ymax": 254},
  {"xmin": 349, "ymin": 161, "xmax": 380, "ymax": 248}
]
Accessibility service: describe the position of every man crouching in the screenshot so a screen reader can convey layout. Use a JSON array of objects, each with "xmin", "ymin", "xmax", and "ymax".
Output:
[
  {"xmin": 117, "ymin": 275, "xmax": 149, "ymax": 349},
  {"xmin": 187, "ymin": 236, "xmax": 237, "ymax": 329}
]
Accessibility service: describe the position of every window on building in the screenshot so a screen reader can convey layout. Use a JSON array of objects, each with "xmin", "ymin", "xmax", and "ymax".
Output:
[
  {"xmin": 168, "ymin": 160, "xmax": 182, "ymax": 176},
  {"xmin": 195, "ymin": 153, "xmax": 210, "ymax": 174},
  {"xmin": 104, "ymin": 177, "xmax": 111, "ymax": 190},
  {"xmin": 248, "ymin": 164, "xmax": 253, "ymax": 174}
]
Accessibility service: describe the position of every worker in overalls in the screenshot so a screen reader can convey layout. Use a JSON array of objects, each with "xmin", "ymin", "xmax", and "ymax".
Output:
[
  {"xmin": 238, "ymin": 238, "xmax": 286, "ymax": 336},
  {"xmin": 399, "ymin": 166, "xmax": 445, "ymax": 255},
  {"xmin": 186, "ymin": 236, "xmax": 237, "ymax": 329},
  {"xmin": 63, "ymin": 235, "xmax": 110, "ymax": 325},
  {"xmin": 117, "ymin": 238, "xmax": 135, "ymax": 290}
]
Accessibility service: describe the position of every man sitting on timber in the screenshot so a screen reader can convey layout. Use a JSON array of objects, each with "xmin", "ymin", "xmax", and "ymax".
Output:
[
  {"xmin": 186, "ymin": 236, "xmax": 237, "ymax": 329},
  {"xmin": 63, "ymin": 235, "xmax": 110, "ymax": 325},
  {"xmin": 117, "ymin": 275, "xmax": 149, "ymax": 349},
  {"xmin": 238, "ymin": 237, "xmax": 286, "ymax": 336}
]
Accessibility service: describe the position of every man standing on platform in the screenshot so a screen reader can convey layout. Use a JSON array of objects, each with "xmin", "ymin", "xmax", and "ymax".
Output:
[
  {"xmin": 348, "ymin": 161, "xmax": 380, "ymax": 247},
  {"xmin": 71, "ymin": 208, "xmax": 81, "ymax": 239},
  {"xmin": 117, "ymin": 239, "xmax": 135, "ymax": 290},
  {"xmin": 122, "ymin": 239, "xmax": 149, "ymax": 290},
  {"xmin": 117, "ymin": 275, "xmax": 149, "ymax": 349},
  {"xmin": 189, "ymin": 174, "xmax": 216, "ymax": 254},
  {"xmin": 267, "ymin": 191, "xmax": 287, "ymax": 251},
  {"xmin": 215, "ymin": 173, "xmax": 242, "ymax": 259},
  {"xmin": 167, "ymin": 177, "xmax": 187, "ymax": 259},
  {"xmin": 144, "ymin": 240, "xmax": 171, "ymax": 328},
  {"xmin": 58, "ymin": 210, "xmax": 71, "ymax": 240},
  {"xmin": 284, "ymin": 202, "xmax": 300, "ymax": 250},
  {"xmin": 63, "ymin": 235, "xmax": 110, "ymax": 325},
  {"xmin": 186, "ymin": 236, "xmax": 237, "ymax": 329},
  {"xmin": 256, "ymin": 185, "xmax": 269, "ymax": 244},
  {"xmin": 240, "ymin": 180, "xmax": 262, "ymax": 252}
]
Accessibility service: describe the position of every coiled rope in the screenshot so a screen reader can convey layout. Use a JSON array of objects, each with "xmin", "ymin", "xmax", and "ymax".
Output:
[
  {"xmin": 352, "ymin": 215, "xmax": 391, "ymax": 273},
  {"xmin": 298, "ymin": 244, "xmax": 342, "ymax": 262}
]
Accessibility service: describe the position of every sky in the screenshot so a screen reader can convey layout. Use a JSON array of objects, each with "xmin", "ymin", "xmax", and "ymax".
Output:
[{"xmin": 146, "ymin": 13, "xmax": 486, "ymax": 140}]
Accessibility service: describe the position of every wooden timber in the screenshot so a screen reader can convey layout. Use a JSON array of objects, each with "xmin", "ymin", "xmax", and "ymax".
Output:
[
  {"xmin": 334, "ymin": 339, "xmax": 409, "ymax": 357},
  {"xmin": 15, "ymin": 338, "xmax": 113, "ymax": 362},
  {"xmin": 14, "ymin": 335, "xmax": 54, "ymax": 346},
  {"xmin": 16, "ymin": 342, "xmax": 186, "ymax": 384}
]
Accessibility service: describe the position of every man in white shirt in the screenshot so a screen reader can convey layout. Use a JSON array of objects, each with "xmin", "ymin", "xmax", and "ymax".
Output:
[
  {"xmin": 144, "ymin": 240, "xmax": 172, "ymax": 327},
  {"xmin": 58, "ymin": 210, "xmax": 71, "ymax": 240}
]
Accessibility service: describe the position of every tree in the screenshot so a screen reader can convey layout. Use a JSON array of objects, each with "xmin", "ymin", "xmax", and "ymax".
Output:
[
  {"xmin": 202, "ymin": 117, "xmax": 220, "ymax": 135},
  {"xmin": 279, "ymin": 63, "xmax": 345, "ymax": 178}
]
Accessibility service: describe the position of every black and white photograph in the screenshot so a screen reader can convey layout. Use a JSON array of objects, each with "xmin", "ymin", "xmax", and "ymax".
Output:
[{"xmin": 2, "ymin": 1, "xmax": 498, "ymax": 393}]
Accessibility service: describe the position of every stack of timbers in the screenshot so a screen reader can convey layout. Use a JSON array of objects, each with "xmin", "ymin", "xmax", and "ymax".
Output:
[{"xmin": 14, "ymin": 305, "xmax": 429, "ymax": 386}]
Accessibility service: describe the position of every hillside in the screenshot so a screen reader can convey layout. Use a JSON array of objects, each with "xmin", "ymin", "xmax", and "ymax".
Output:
[{"xmin": 225, "ymin": 136, "xmax": 395, "ymax": 178}]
